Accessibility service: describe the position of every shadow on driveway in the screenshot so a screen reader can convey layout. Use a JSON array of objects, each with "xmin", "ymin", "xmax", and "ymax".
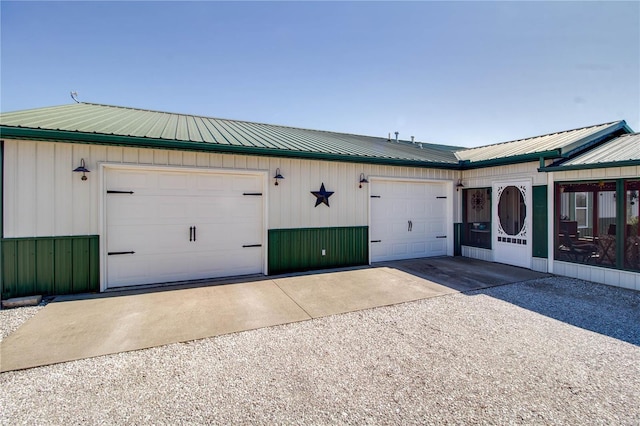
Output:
[
  {"xmin": 473, "ymin": 277, "xmax": 640, "ymax": 347},
  {"xmin": 376, "ymin": 257, "xmax": 639, "ymax": 347}
]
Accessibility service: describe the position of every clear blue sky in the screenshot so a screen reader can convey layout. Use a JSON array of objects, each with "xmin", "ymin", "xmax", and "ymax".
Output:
[{"xmin": 1, "ymin": 1, "xmax": 638, "ymax": 147}]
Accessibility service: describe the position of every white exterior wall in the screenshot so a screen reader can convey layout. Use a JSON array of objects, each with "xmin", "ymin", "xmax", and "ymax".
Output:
[
  {"xmin": 549, "ymin": 165, "xmax": 640, "ymax": 291},
  {"xmin": 3, "ymin": 139, "xmax": 459, "ymax": 238},
  {"xmin": 461, "ymin": 161, "xmax": 547, "ymax": 187}
]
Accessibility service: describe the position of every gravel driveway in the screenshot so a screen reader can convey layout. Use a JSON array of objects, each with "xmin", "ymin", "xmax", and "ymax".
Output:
[{"xmin": 1, "ymin": 276, "xmax": 639, "ymax": 425}]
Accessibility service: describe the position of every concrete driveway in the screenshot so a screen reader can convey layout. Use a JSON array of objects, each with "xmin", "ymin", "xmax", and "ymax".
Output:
[{"xmin": 0, "ymin": 257, "xmax": 547, "ymax": 372}]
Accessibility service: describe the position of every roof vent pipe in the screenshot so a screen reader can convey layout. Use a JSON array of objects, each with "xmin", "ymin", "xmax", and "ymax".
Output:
[
  {"xmin": 411, "ymin": 136, "xmax": 415, "ymax": 144},
  {"xmin": 418, "ymin": 143, "xmax": 423, "ymax": 149},
  {"xmin": 387, "ymin": 133, "xmax": 391, "ymax": 142},
  {"xmin": 394, "ymin": 131, "xmax": 399, "ymax": 143}
]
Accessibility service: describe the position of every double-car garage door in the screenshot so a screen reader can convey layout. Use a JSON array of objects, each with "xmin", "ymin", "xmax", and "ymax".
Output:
[{"xmin": 105, "ymin": 168, "xmax": 264, "ymax": 289}]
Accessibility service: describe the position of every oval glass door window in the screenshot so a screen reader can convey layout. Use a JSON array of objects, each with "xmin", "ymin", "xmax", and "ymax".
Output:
[{"xmin": 498, "ymin": 186, "xmax": 526, "ymax": 235}]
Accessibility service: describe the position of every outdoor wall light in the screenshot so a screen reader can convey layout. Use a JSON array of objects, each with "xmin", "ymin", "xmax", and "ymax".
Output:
[
  {"xmin": 73, "ymin": 158, "xmax": 90, "ymax": 181},
  {"xmin": 456, "ymin": 179, "xmax": 464, "ymax": 191},
  {"xmin": 274, "ymin": 168, "xmax": 284, "ymax": 186},
  {"xmin": 359, "ymin": 173, "xmax": 369, "ymax": 188}
]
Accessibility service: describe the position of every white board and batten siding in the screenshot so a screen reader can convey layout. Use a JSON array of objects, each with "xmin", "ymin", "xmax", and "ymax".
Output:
[{"xmin": 3, "ymin": 140, "xmax": 459, "ymax": 237}]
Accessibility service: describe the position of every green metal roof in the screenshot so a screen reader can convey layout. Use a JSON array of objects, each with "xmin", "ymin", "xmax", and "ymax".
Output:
[
  {"xmin": 0, "ymin": 103, "xmax": 634, "ymax": 170},
  {"xmin": 0, "ymin": 103, "xmax": 462, "ymax": 167},
  {"xmin": 454, "ymin": 120, "xmax": 631, "ymax": 163},
  {"xmin": 540, "ymin": 133, "xmax": 640, "ymax": 171}
]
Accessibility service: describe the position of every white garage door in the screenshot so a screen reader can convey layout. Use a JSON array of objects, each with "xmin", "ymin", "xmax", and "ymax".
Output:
[
  {"xmin": 105, "ymin": 168, "xmax": 264, "ymax": 288},
  {"xmin": 370, "ymin": 180, "xmax": 449, "ymax": 262}
]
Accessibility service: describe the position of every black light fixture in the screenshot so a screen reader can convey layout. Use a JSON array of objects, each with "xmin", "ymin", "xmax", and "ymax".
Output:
[
  {"xmin": 456, "ymin": 179, "xmax": 464, "ymax": 191},
  {"xmin": 274, "ymin": 168, "xmax": 284, "ymax": 186},
  {"xmin": 359, "ymin": 173, "xmax": 368, "ymax": 188},
  {"xmin": 73, "ymin": 158, "xmax": 90, "ymax": 181}
]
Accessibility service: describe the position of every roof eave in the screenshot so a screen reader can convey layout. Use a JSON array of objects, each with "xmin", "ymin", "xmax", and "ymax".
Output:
[
  {"xmin": 0, "ymin": 126, "xmax": 460, "ymax": 170},
  {"xmin": 559, "ymin": 120, "xmax": 632, "ymax": 158},
  {"xmin": 459, "ymin": 150, "xmax": 562, "ymax": 170},
  {"xmin": 538, "ymin": 159, "xmax": 640, "ymax": 173}
]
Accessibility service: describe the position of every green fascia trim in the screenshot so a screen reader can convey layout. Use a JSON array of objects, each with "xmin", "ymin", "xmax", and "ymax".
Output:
[
  {"xmin": 0, "ymin": 126, "xmax": 460, "ymax": 170},
  {"xmin": 268, "ymin": 226, "xmax": 368, "ymax": 275},
  {"xmin": 539, "ymin": 159, "xmax": 640, "ymax": 172},
  {"xmin": 1, "ymin": 235, "xmax": 99, "ymax": 299},
  {"xmin": 459, "ymin": 150, "xmax": 562, "ymax": 170}
]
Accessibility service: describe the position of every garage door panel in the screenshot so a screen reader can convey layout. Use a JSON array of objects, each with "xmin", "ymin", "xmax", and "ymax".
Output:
[
  {"xmin": 106, "ymin": 168, "xmax": 264, "ymax": 289},
  {"xmin": 231, "ymin": 175, "xmax": 262, "ymax": 191},
  {"xmin": 157, "ymin": 173, "xmax": 190, "ymax": 191},
  {"xmin": 411, "ymin": 242, "xmax": 427, "ymax": 254},
  {"xmin": 392, "ymin": 243, "xmax": 409, "ymax": 256},
  {"xmin": 427, "ymin": 220, "xmax": 445, "ymax": 234},
  {"xmin": 107, "ymin": 170, "xmax": 151, "ymax": 191},
  {"xmin": 194, "ymin": 174, "xmax": 226, "ymax": 192},
  {"xmin": 371, "ymin": 180, "xmax": 449, "ymax": 262}
]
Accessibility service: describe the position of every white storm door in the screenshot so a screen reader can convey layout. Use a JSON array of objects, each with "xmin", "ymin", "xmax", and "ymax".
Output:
[
  {"xmin": 492, "ymin": 181, "xmax": 532, "ymax": 269},
  {"xmin": 370, "ymin": 180, "xmax": 448, "ymax": 262},
  {"xmin": 105, "ymin": 168, "xmax": 264, "ymax": 288}
]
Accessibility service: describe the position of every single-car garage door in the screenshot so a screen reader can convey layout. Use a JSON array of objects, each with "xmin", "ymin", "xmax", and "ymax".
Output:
[
  {"xmin": 105, "ymin": 167, "xmax": 264, "ymax": 288},
  {"xmin": 370, "ymin": 179, "xmax": 449, "ymax": 262}
]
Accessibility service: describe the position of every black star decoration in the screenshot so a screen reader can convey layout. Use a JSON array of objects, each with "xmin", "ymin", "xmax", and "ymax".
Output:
[{"xmin": 311, "ymin": 183, "xmax": 334, "ymax": 207}]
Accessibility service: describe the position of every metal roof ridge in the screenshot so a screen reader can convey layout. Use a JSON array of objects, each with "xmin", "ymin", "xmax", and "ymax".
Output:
[{"xmin": 454, "ymin": 120, "xmax": 623, "ymax": 154}]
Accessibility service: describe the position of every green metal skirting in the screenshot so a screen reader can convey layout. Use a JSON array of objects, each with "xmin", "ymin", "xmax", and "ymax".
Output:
[
  {"xmin": 268, "ymin": 227, "xmax": 368, "ymax": 275},
  {"xmin": 1, "ymin": 235, "xmax": 99, "ymax": 299}
]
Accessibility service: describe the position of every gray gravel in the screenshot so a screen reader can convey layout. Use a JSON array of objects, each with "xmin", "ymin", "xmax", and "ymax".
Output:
[
  {"xmin": 0, "ymin": 305, "xmax": 43, "ymax": 343},
  {"xmin": 1, "ymin": 276, "xmax": 639, "ymax": 425}
]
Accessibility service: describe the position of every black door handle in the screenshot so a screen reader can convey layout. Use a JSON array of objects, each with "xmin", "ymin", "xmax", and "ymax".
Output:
[
  {"xmin": 193, "ymin": 226, "xmax": 196, "ymax": 242},
  {"xmin": 189, "ymin": 226, "xmax": 193, "ymax": 241}
]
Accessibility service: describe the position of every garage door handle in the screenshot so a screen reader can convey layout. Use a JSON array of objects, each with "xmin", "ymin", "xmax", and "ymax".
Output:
[
  {"xmin": 108, "ymin": 251, "xmax": 135, "ymax": 255},
  {"xmin": 371, "ymin": 240, "xmax": 381, "ymax": 243},
  {"xmin": 436, "ymin": 235, "xmax": 447, "ymax": 239},
  {"xmin": 408, "ymin": 220, "xmax": 413, "ymax": 232},
  {"xmin": 193, "ymin": 226, "xmax": 196, "ymax": 242},
  {"xmin": 107, "ymin": 190, "xmax": 134, "ymax": 194},
  {"xmin": 189, "ymin": 226, "xmax": 193, "ymax": 242},
  {"xmin": 242, "ymin": 244, "xmax": 262, "ymax": 248}
]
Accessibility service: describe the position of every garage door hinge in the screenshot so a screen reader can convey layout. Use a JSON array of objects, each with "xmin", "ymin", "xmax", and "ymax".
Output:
[
  {"xmin": 371, "ymin": 195, "xmax": 381, "ymax": 198},
  {"xmin": 371, "ymin": 240, "xmax": 382, "ymax": 243},
  {"xmin": 243, "ymin": 192, "xmax": 263, "ymax": 196},
  {"xmin": 436, "ymin": 196, "xmax": 447, "ymax": 199},
  {"xmin": 436, "ymin": 235, "xmax": 447, "ymax": 239},
  {"xmin": 107, "ymin": 190, "xmax": 134, "ymax": 194},
  {"xmin": 108, "ymin": 251, "xmax": 136, "ymax": 255},
  {"xmin": 242, "ymin": 244, "xmax": 262, "ymax": 248}
]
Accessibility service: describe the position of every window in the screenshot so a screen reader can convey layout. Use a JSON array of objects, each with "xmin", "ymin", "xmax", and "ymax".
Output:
[
  {"xmin": 575, "ymin": 192, "xmax": 589, "ymax": 231},
  {"xmin": 555, "ymin": 179, "xmax": 640, "ymax": 271},
  {"xmin": 463, "ymin": 188, "xmax": 491, "ymax": 249}
]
